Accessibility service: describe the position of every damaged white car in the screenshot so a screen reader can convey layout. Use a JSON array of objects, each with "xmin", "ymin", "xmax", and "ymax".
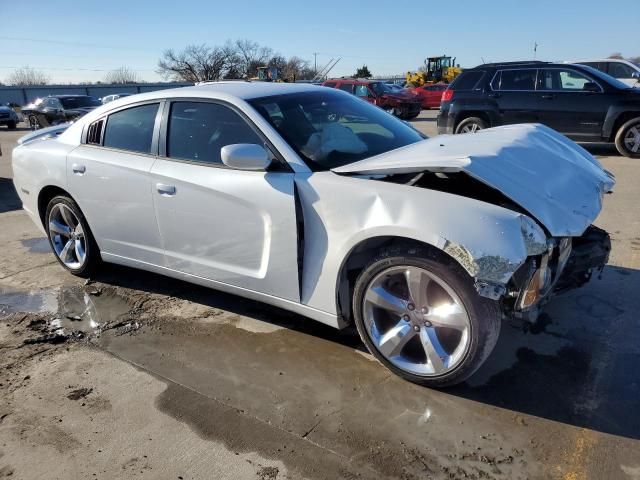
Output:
[{"xmin": 12, "ymin": 83, "xmax": 614, "ymax": 387}]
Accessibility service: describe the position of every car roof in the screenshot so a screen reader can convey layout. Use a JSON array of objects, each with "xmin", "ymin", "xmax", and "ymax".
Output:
[
  {"xmin": 325, "ymin": 78, "xmax": 378, "ymax": 84},
  {"xmin": 141, "ymin": 81, "xmax": 321, "ymax": 101},
  {"xmin": 470, "ymin": 61, "xmax": 549, "ymax": 69}
]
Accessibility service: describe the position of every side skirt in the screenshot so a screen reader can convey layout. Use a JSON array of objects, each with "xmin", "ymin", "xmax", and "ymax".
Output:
[{"xmin": 100, "ymin": 252, "xmax": 341, "ymax": 329}]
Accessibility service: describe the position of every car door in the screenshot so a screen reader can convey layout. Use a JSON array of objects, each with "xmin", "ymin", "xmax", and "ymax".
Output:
[
  {"xmin": 536, "ymin": 67, "xmax": 610, "ymax": 139},
  {"xmin": 490, "ymin": 69, "xmax": 540, "ymax": 124},
  {"xmin": 425, "ymin": 84, "xmax": 446, "ymax": 108},
  {"xmin": 67, "ymin": 101, "xmax": 165, "ymax": 266},
  {"xmin": 150, "ymin": 99, "xmax": 300, "ymax": 301}
]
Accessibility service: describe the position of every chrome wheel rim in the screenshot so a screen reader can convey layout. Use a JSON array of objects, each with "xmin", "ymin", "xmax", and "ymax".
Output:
[
  {"xmin": 460, "ymin": 122, "xmax": 483, "ymax": 133},
  {"xmin": 624, "ymin": 125, "xmax": 640, "ymax": 153},
  {"xmin": 48, "ymin": 204, "xmax": 86, "ymax": 269},
  {"xmin": 362, "ymin": 266, "xmax": 471, "ymax": 376}
]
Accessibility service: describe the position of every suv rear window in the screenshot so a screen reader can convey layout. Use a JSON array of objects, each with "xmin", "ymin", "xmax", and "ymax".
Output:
[
  {"xmin": 493, "ymin": 69, "xmax": 537, "ymax": 91},
  {"xmin": 451, "ymin": 71, "xmax": 485, "ymax": 90}
]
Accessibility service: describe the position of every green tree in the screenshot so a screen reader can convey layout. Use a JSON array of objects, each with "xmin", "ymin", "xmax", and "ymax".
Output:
[{"xmin": 354, "ymin": 65, "xmax": 372, "ymax": 78}]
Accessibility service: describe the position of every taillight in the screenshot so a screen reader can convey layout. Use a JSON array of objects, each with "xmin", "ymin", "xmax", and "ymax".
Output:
[{"xmin": 441, "ymin": 89, "xmax": 454, "ymax": 102}]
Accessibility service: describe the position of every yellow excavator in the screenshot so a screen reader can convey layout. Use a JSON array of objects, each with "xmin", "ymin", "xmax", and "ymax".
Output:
[{"xmin": 406, "ymin": 55, "xmax": 462, "ymax": 87}]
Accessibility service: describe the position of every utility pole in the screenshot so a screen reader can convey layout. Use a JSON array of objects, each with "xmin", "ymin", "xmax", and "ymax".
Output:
[
  {"xmin": 313, "ymin": 52, "xmax": 318, "ymax": 74},
  {"xmin": 534, "ymin": 42, "xmax": 539, "ymax": 60}
]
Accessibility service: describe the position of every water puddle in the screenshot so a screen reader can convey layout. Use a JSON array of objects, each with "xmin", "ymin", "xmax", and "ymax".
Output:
[
  {"xmin": 20, "ymin": 237, "xmax": 51, "ymax": 254},
  {"xmin": 0, "ymin": 285, "xmax": 133, "ymax": 338}
]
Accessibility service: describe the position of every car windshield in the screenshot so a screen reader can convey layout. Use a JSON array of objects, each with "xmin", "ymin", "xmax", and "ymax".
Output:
[
  {"xmin": 369, "ymin": 82, "xmax": 393, "ymax": 95},
  {"xmin": 60, "ymin": 96, "xmax": 102, "ymax": 109},
  {"xmin": 249, "ymin": 90, "xmax": 425, "ymax": 170},
  {"xmin": 578, "ymin": 65, "xmax": 632, "ymax": 89}
]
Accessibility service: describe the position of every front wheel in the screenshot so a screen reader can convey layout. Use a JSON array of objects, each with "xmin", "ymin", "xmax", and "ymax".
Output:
[
  {"xmin": 455, "ymin": 117, "xmax": 488, "ymax": 134},
  {"xmin": 615, "ymin": 117, "xmax": 640, "ymax": 158},
  {"xmin": 45, "ymin": 195, "xmax": 100, "ymax": 277},
  {"xmin": 352, "ymin": 245, "xmax": 501, "ymax": 388},
  {"xmin": 7, "ymin": 120, "xmax": 17, "ymax": 130}
]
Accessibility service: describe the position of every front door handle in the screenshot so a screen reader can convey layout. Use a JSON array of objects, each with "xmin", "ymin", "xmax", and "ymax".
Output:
[
  {"xmin": 541, "ymin": 94, "xmax": 556, "ymax": 100},
  {"xmin": 72, "ymin": 163, "xmax": 86, "ymax": 175},
  {"xmin": 156, "ymin": 183, "xmax": 176, "ymax": 196}
]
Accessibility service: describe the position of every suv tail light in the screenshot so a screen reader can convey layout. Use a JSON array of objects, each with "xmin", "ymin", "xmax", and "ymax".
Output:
[{"xmin": 442, "ymin": 89, "xmax": 454, "ymax": 102}]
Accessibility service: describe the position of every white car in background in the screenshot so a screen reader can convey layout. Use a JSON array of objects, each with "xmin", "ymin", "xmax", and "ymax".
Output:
[
  {"xmin": 101, "ymin": 93, "xmax": 133, "ymax": 104},
  {"xmin": 570, "ymin": 59, "xmax": 640, "ymax": 87},
  {"xmin": 11, "ymin": 83, "xmax": 614, "ymax": 387}
]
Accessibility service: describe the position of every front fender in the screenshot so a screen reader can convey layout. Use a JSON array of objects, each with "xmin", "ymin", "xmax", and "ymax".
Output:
[
  {"xmin": 295, "ymin": 172, "xmax": 546, "ymax": 316},
  {"xmin": 603, "ymin": 104, "xmax": 640, "ymax": 139}
]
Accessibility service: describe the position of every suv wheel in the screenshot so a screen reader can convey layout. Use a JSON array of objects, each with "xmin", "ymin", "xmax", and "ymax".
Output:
[
  {"xmin": 615, "ymin": 117, "xmax": 640, "ymax": 158},
  {"xmin": 352, "ymin": 245, "xmax": 501, "ymax": 388},
  {"xmin": 7, "ymin": 120, "xmax": 17, "ymax": 130},
  {"xmin": 455, "ymin": 117, "xmax": 487, "ymax": 134}
]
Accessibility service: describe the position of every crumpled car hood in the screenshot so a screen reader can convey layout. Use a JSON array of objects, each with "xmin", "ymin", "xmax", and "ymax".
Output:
[{"xmin": 332, "ymin": 124, "xmax": 615, "ymax": 237}]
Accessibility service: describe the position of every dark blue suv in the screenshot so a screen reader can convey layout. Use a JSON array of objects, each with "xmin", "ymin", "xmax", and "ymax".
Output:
[{"xmin": 437, "ymin": 61, "xmax": 640, "ymax": 158}]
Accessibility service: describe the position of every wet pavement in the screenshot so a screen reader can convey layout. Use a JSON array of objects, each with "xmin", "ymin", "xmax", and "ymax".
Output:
[{"xmin": 1, "ymin": 113, "xmax": 640, "ymax": 479}]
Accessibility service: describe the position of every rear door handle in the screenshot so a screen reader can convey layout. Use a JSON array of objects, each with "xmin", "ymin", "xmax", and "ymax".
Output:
[
  {"xmin": 488, "ymin": 92, "xmax": 501, "ymax": 98},
  {"xmin": 541, "ymin": 94, "xmax": 556, "ymax": 100},
  {"xmin": 72, "ymin": 163, "xmax": 86, "ymax": 175},
  {"xmin": 156, "ymin": 183, "xmax": 176, "ymax": 196}
]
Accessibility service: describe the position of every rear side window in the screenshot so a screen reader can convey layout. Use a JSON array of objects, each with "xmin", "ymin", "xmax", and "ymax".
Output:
[
  {"xmin": 451, "ymin": 71, "xmax": 485, "ymax": 90},
  {"xmin": 167, "ymin": 101, "xmax": 262, "ymax": 166},
  {"xmin": 338, "ymin": 84, "xmax": 354, "ymax": 94},
  {"xmin": 323, "ymin": 82, "xmax": 337, "ymax": 88},
  {"xmin": 494, "ymin": 69, "xmax": 537, "ymax": 91},
  {"xmin": 103, "ymin": 103, "xmax": 159, "ymax": 154}
]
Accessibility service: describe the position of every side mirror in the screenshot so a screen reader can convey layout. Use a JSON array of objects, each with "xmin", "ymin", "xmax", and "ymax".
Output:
[
  {"xmin": 221, "ymin": 144, "xmax": 271, "ymax": 171},
  {"xmin": 583, "ymin": 82, "xmax": 600, "ymax": 93},
  {"xmin": 632, "ymin": 72, "xmax": 640, "ymax": 79}
]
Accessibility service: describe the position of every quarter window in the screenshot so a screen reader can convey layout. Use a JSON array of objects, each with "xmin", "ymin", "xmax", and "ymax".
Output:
[
  {"xmin": 451, "ymin": 71, "xmax": 485, "ymax": 90},
  {"xmin": 103, "ymin": 103, "xmax": 159, "ymax": 154},
  {"xmin": 167, "ymin": 101, "xmax": 262, "ymax": 165},
  {"xmin": 496, "ymin": 69, "xmax": 537, "ymax": 91}
]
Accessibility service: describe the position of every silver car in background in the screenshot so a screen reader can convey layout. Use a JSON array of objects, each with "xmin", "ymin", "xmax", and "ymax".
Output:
[{"xmin": 11, "ymin": 83, "xmax": 614, "ymax": 387}]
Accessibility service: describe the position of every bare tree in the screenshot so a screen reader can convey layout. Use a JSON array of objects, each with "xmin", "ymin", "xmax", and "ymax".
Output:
[
  {"xmin": 6, "ymin": 66, "xmax": 50, "ymax": 86},
  {"xmin": 283, "ymin": 56, "xmax": 314, "ymax": 81},
  {"xmin": 608, "ymin": 52, "xmax": 624, "ymax": 59},
  {"xmin": 232, "ymin": 39, "xmax": 272, "ymax": 78},
  {"xmin": 157, "ymin": 44, "xmax": 233, "ymax": 82},
  {"xmin": 104, "ymin": 66, "xmax": 140, "ymax": 84},
  {"xmin": 629, "ymin": 55, "xmax": 640, "ymax": 64}
]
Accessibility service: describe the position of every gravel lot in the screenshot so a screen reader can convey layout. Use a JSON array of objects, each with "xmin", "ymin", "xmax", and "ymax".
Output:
[{"xmin": 1, "ymin": 111, "xmax": 639, "ymax": 480}]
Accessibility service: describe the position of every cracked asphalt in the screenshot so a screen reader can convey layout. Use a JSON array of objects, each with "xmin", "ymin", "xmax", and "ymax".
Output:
[{"xmin": 1, "ymin": 111, "xmax": 640, "ymax": 480}]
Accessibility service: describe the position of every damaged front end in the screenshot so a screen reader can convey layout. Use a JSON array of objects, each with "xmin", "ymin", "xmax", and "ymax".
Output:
[{"xmin": 503, "ymin": 225, "xmax": 611, "ymax": 323}]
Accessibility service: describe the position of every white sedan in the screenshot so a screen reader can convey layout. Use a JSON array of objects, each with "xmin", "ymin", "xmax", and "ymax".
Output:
[{"xmin": 12, "ymin": 82, "xmax": 614, "ymax": 387}]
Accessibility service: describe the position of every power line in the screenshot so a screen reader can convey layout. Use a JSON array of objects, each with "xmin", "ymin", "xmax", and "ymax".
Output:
[
  {"xmin": 0, "ymin": 65, "xmax": 156, "ymax": 72},
  {"xmin": 0, "ymin": 35, "xmax": 158, "ymax": 52}
]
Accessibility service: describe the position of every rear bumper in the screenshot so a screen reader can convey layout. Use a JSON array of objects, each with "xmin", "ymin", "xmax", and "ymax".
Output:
[{"xmin": 436, "ymin": 109, "xmax": 454, "ymax": 134}]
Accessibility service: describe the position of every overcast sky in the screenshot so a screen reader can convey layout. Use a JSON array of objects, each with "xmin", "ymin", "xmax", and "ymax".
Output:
[{"xmin": 1, "ymin": 0, "xmax": 638, "ymax": 84}]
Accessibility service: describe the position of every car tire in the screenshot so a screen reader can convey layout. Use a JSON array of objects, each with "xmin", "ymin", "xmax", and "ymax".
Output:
[
  {"xmin": 455, "ymin": 117, "xmax": 488, "ymax": 134},
  {"xmin": 352, "ymin": 244, "xmax": 501, "ymax": 388},
  {"xmin": 45, "ymin": 195, "xmax": 101, "ymax": 278},
  {"xmin": 7, "ymin": 120, "xmax": 17, "ymax": 130},
  {"xmin": 614, "ymin": 117, "xmax": 640, "ymax": 158},
  {"xmin": 28, "ymin": 115, "xmax": 41, "ymax": 130}
]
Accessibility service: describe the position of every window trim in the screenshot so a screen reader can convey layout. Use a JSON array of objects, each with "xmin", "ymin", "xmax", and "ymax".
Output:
[
  {"xmin": 158, "ymin": 97, "xmax": 292, "ymax": 173},
  {"xmin": 80, "ymin": 99, "xmax": 164, "ymax": 157},
  {"xmin": 489, "ymin": 67, "xmax": 604, "ymax": 93}
]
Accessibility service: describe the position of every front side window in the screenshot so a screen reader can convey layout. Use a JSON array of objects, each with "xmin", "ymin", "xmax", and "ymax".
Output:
[
  {"xmin": 249, "ymin": 90, "xmax": 424, "ymax": 171},
  {"xmin": 607, "ymin": 62, "xmax": 636, "ymax": 78},
  {"xmin": 538, "ymin": 69, "xmax": 596, "ymax": 91},
  {"xmin": 496, "ymin": 69, "xmax": 537, "ymax": 91},
  {"xmin": 167, "ymin": 101, "xmax": 262, "ymax": 165},
  {"xmin": 103, "ymin": 103, "xmax": 159, "ymax": 154}
]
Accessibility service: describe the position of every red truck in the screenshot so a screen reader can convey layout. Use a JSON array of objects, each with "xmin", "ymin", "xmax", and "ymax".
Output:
[{"xmin": 323, "ymin": 79, "xmax": 422, "ymax": 119}]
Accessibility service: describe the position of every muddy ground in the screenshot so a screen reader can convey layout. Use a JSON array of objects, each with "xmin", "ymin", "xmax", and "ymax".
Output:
[{"xmin": 1, "ymin": 112, "xmax": 639, "ymax": 480}]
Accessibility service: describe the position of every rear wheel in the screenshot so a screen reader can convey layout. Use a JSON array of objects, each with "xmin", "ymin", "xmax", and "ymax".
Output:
[
  {"xmin": 615, "ymin": 117, "xmax": 640, "ymax": 158},
  {"xmin": 45, "ymin": 195, "xmax": 100, "ymax": 277},
  {"xmin": 352, "ymin": 245, "xmax": 501, "ymax": 388},
  {"xmin": 7, "ymin": 120, "xmax": 16, "ymax": 130},
  {"xmin": 28, "ymin": 115, "xmax": 41, "ymax": 130},
  {"xmin": 455, "ymin": 117, "xmax": 487, "ymax": 134}
]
